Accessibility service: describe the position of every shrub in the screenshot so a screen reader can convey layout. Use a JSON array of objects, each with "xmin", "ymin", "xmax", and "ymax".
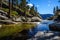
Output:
[
  {"xmin": 11, "ymin": 11, "xmax": 18, "ymax": 16},
  {"xmin": 2, "ymin": 8, "xmax": 9, "ymax": 12}
]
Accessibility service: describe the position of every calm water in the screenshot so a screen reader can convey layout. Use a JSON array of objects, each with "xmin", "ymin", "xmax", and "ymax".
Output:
[
  {"xmin": 28, "ymin": 20, "xmax": 60, "ymax": 40},
  {"xmin": 28, "ymin": 20, "xmax": 54, "ymax": 35}
]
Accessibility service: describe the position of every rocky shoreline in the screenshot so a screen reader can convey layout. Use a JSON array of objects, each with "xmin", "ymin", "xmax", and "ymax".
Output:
[
  {"xmin": 0, "ymin": 10, "xmax": 42, "ymax": 24},
  {"xmin": 28, "ymin": 31, "xmax": 60, "ymax": 40}
]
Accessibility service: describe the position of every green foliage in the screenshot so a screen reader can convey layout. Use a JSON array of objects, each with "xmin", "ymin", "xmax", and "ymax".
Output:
[
  {"xmin": 30, "ymin": 6, "xmax": 35, "ymax": 16},
  {"xmin": 11, "ymin": 11, "xmax": 18, "ymax": 16},
  {"xmin": 26, "ymin": 11, "xmax": 29, "ymax": 15},
  {"xmin": 25, "ymin": 6, "xmax": 30, "ymax": 14},
  {"xmin": 2, "ymin": 8, "xmax": 18, "ymax": 16},
  {"xmin": 0, "ymin": 23, "xmax": 35, "ymax": 38},
  {"xmin": 53, "ymin": 7, "xmax": 55, "ymax": 14},
  {"xmin": 2, "ymin": 8, "xmax": 9, "ymax": 12},
  {"xmin": 19, "ymin": 0, "xmax": 27, "ymax": 12},
  {"xmin": 1, "ymin": 0, "xmax": 40, "ymax": 18}
]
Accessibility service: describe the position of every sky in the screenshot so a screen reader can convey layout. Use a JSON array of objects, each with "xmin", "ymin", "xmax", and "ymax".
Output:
[{"xmin": 27, "ymin": 0, "xmax": 60, "ymax": 14}]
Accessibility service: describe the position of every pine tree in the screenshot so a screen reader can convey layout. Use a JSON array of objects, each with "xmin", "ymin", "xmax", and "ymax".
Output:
[
  {"xmin": 19, "ymin": 0, "xmax": 27, "ymax": 11},
  {"xmin": 56, "ymin": 6, "xmax": 58, "ymax": 11},
  {"xmin": 56, "ymin": 6, "xmax": 59, "ymax": 16},
  {"xmin": 15, "ymin": 0, "xmax": 18, "ymax": 6},
  {"xmin": 13, "ymin": 0, "xmax": 18, "ymax": 6},
  {"xmin": 30, "ymin": 5, "xmax": 35, "ymax": 16},
  {"xmin": 34, "ymin": 7, "xmax": 38, "ymax": 16},
  {"xmin": 53, "ymin": 7, "xmax": 55, "ymax": 14}
]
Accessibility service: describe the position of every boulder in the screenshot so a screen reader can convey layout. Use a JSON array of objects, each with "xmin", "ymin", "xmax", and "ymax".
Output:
[
  {"xmin": 21, "ymin": 17, "xmax": 26, "ymax": 22},
  {"xmin": 49, "ymin": 22, "xmax": 60, "ymax": 31},
  {"xmin": 0, "ymin": 25, "xmax": 2, "ymax": 28},
  {"xmin": 0, "ymin": 20, "xmax": 16, "ymax": 24},
  {"xmin": 0, "ymin": 10, "xmax": 8, "ymax": 20},
  {"xmin": 27, "ymin": 18, "xmax": 31, "ymax": 22},
  {"xmin": 15, "ymin": 17, "xmax": 22, "ymax": 22},
  {"xmin": 31, "ymin": 17, "xmax": 42, "ymax": 22},
  {"xmin": 0, "ymin": 15, "xmax": 8, "ymax": 20}
]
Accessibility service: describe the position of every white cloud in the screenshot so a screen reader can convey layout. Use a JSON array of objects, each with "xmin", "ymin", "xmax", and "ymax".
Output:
[{"xmin": 27, "ymin": 3, "xmax": 33, "ymax": 7}]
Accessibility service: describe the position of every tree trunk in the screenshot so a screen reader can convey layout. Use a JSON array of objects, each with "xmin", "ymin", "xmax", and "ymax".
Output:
[
  {"xmin": 8, "ymin": 0, "xmax": 11, "ymax": 18},
  {"xmin": 16, "ymin": 0, "xmax": 18, "ymax": 6},
  {"xmin": 0, "ymin": 0, "xmax": 2, "ymax": 10}
]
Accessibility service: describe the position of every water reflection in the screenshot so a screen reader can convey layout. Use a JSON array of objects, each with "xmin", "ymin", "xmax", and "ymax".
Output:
[{"xmin": 28, "ymin": 20, "xmax": 60, "ymax": 40}]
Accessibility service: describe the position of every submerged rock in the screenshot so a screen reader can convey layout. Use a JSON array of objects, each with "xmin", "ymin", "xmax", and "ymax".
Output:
[{"xmin": 49, "ymin": 22, "xmax": 60, "ymax": 31}]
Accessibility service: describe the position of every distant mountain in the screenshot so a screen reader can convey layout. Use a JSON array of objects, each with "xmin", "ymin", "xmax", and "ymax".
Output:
[{"xmin": 40, "ymin": 14, "xmax": 53, "ymax": 19}]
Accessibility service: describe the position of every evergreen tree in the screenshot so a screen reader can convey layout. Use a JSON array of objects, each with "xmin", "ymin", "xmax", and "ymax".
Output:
[
  {"xmin": 53, "ymin": 7, "xmax": 55, "ymax": 14},
  {"xmin": 11, "ymin": 0, "xmax": 18, "ymax": 9},
  {"xmin": 56, "ymin": 6, "xmax": 59, "ymax": 16},
  {"xmin": 13, "ymin": 0, "xmax": 18, "ymax": 6},
  {"xmin": 34, "ymin": 7, "xmax": 38, "ymax": 16},
  {"xmin": 30, "ymin": 5, "xmax": 35, "ymax": 16},
  {"xmin": 19, "ymin": 0, "xmax": 27, "ymax": 12},
  {"xmin": 16, "ymin": 0, "xmax": 18, "ymax": 6},
  {"xmin": 56, "ymin": 6, "xmax": 58, "ymax": 10}
]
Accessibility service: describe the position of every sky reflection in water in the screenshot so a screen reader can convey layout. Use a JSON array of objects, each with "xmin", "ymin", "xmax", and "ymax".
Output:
[{"xmin": 28, "ymin": 20, "xmax": 54, "ymax": 37}]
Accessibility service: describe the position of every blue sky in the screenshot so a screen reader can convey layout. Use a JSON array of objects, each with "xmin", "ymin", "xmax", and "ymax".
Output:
[{"xmin": 27, "ymin": 0, "xmax": 60, "ymax": 14}]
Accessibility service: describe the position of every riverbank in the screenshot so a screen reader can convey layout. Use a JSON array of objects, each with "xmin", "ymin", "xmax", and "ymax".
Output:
[
  {"xmin": 0, "ymin": 23, "xmax": 36, "ymax": 38},
  {"xmin": 27, "ymin": 20, "xmax": 60, "ymax": 40}
]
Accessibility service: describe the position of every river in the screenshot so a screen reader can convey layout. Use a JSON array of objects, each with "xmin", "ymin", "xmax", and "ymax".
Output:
[{"xmin": 27, "ymin": 20, "xmax": 60, "ymax": 40}]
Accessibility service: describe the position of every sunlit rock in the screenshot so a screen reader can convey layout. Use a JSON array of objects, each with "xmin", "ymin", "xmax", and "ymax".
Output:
[
  {"xmin": 31, "ymin": 17, "xmax": 42, "ymax": 22},
  {"xmin": 53, "ymin": 36, "xmax": 60, "ymax": 40},
  {"xmin": 44, "ymin": 33, "xmax": 54, "ymax": 37},
  {"xmin": 35, "ymin": 31, "xmax": 44, "ymax": 37},
  {"xmin": 26, "ymin": 18, "xmax": 31, "ymax": 22},
  {"xmin": 15, "ymin": 17, "xmax": 22, "ymax": 22},
  {"xmin": 0, "ymin": 25, "xmax": 2, "ymax": 28}
]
